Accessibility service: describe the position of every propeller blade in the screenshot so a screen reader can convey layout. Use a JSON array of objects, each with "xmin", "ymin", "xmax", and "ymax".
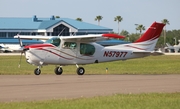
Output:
[
  {"xmin": 18, "ymin": 52, "xmax": 23, "ymax": 68},
  {"xmin": 17, "ymin": 35, "xmax": 23, "ymax": 47}
]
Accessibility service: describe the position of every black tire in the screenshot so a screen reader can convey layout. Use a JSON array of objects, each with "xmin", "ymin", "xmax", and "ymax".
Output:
[
  {"xmin": 76, "ymin": 67, "xmax": 85, "ymax": 75},
  {"xmin": 34, "ymin": 68, "xmax": 41, "ymax": 75},
  {"xmin": 54, "ymin": 67, "xmax": 63, "ymax": 75}
]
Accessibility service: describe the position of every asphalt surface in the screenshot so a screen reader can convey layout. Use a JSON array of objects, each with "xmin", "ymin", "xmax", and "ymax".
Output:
[{"xmin": 0, "ymin": 75, "xmax": 179, "ymax": 102}]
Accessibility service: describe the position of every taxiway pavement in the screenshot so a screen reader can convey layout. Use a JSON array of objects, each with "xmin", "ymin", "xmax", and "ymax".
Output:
[{"xmin": 0, "ymin": 75, "xmax": 179, "ymax": 102}]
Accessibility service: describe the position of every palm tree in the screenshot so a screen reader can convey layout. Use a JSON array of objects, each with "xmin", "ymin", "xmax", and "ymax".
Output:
[
  {"xmin": 134, "ymin": 24, "xmax": 138, "ymax": 34},
  {"xmin": 161, "ymin": 19, "xmax": 170, "ymax": 46},
  {"xmin": 120, "ymin": 30, "xmax": 129, "ymax": 41},
  {"xmin": 114, "ymin": 16, "xmax": 123, "ymax": 34},
  {"xmin": 136, "ymin": 24, "xmax": 145, "ymax": 35},
  {"xmin": 95, "ymin": 15, "xmax": 103, "ymax": 25},
  {"xmin": 76, "ymin": 18, "xmax": 83, "ymax": 22}
]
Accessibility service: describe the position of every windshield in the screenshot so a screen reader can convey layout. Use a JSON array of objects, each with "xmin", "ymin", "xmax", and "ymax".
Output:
[{"xmin": 45, "ymin": 37, "xmax": 61, "ymax": 47}]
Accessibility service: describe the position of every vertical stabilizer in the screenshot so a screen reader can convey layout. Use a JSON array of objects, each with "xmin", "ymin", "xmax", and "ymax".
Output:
[
  {"xmin": 123, "ymin": 22, "xmax": 165, "ymax": 51},
  {"xmin": 135, "ymin": 22, "xmax": 165, "ymax": 43}
]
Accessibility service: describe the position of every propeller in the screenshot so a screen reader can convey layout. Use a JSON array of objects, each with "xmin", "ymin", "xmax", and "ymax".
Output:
[
  {"xmin": 17, "ymin": 35, "xmax": 24, "ymax": 68},
  {"xmin": 18, "ymin": 36, "xmax": 23, "ymax": 47},
  {"xmin": 18, "ymin": 52, "xmax": 23, "ymax": 68}
]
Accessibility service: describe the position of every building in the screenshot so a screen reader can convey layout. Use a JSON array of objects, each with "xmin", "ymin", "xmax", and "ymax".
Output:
[
  {"xmin": 0, "ymin": 16, "xmax": 129, "ymax": 46},
  {"xmin": 0, "ymin": 15, "xmax": 112, "ymax": 38}
]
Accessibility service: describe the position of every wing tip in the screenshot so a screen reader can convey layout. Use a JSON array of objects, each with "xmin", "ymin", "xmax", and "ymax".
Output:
[{"xmin": 102, "ymin": 33, "xmax": 125, "ymax": 39}]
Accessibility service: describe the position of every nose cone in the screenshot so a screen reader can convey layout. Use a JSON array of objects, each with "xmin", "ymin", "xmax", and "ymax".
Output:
[{"xmin": 23, "ymin": 43, "xmax": 54, "ymax": 66}]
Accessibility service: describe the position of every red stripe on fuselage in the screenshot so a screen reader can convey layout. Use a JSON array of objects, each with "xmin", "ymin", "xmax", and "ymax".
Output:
[
  {"xmin": 24, "ymin": 44, "xmax": 55, "ymax": 49},
  {"xmin": 38, "ymin": 48, "xmax": 74, "ymax": 60},
  {"xmin": 125, "ymin": 45, "xmax": 146, "ymax": 50}
]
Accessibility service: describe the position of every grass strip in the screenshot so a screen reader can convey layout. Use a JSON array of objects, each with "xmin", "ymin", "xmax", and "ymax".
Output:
[
  {"xmin": 0, "ymin": 93, "xmax": 180, "ymax": 109},
  {"xmin": 0, "ymin": 55, "xmax": 180, "ymax": 75}
]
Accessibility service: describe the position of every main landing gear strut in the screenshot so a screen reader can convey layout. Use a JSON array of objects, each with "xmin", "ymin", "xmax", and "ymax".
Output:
[
  {"xmin": 76, "ymin": 64, "xmax": 85, "ymax": 75},
  {"xmin": 33, "ymin": 64, "xmax": 85, "ymax": 75}
]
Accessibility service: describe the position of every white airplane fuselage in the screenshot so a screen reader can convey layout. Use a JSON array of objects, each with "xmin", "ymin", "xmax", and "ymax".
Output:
[
  {"xmin": 18, "ymin": 22, "xmax": 165, "ymax": 75},
  {"xmin": 25, "ymin": 41, "xmax": 148, "ymax": 66}
]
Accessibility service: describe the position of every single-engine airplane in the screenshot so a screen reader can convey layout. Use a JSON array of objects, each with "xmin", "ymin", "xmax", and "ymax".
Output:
[
  {"xmin": 0, "ymin": 43, "xmax": 22, "ymax": 52},
  {"xmin": 14, "ymin": 22, "xmax": 165, "ymax": 75},
  {"xmin": 165, "ymin": 43, "xmax": 180, "ymax": 53}
]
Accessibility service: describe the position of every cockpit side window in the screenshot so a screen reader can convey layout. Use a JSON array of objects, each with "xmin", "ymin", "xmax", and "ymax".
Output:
[
  {"xmin": 80, "ymin": 43, "xmax": 95, "ymax": 55},
  {"xmin": 63, "ymin": 42, "xmax": 77, "ymax": 49},
  {"xmin": 45, "ymin": 37, "xmax": 61, "ymax": 47}
]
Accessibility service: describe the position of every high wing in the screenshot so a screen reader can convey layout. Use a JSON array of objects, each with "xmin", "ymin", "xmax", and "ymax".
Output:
[
  {"xmin": 14, "ymin": 34, "xmax": 125, "ymax": 42},
  {"xmin": 14, "ymin": 35, "xmax": 53, "ymax": 42},
  {"xmin": 60, "ymin": 33, "xmax": 125, "ymax": 42}
]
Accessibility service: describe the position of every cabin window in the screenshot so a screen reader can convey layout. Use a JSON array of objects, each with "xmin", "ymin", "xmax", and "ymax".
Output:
[
  {"xmin": 80, "ymin": 43, "xmax": 95, "ymax": 55},
  {"xmin": 63, "ymin": 42, "xmax": 77, "ymax": 49},
  {"xmin": 45, "ymin": 37, "xmax": 61, "ymax": 47}
]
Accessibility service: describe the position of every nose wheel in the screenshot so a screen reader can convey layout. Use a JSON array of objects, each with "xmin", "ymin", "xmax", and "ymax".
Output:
[{"xmin": 34, "ymin": 68, "xmax": 41, "ymax": 75}]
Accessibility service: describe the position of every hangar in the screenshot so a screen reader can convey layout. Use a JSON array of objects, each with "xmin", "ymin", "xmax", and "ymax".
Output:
[{"xmin": 0, "ymin": 15, "xmax": 112, "ymax": 38}]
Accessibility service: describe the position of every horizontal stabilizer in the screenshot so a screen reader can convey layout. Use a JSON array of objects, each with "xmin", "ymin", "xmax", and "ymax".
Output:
[{"xmin": 133, "ymin": 51, "xmax": 164, "ymax": 55}]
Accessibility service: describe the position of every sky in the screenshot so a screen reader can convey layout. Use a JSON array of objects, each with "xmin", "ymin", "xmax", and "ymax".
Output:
[{"xmin": 0, "ymin": 0, "xmax": 179, "ymax": 33}]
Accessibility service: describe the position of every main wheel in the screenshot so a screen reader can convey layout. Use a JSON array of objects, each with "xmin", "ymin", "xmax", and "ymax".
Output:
[
  {"xmin": 76, "ymin": 67, "xmax": 85, "ymax": 75},
  {"xmin": 34, "ymin": 68, "xmax": 41, "ymax": 75},
  {"xmin": 54, "ymin": 67, "xmax": 63, "ymax": 75}
]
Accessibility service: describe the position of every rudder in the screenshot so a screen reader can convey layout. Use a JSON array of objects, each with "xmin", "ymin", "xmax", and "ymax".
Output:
[
  {"xmin": 121, "ymin": 22, "xmax": 165, "ymax": 51},
  {"xmin": 135, "ymin": 22, "xmax": 165, "ymax": 43}
]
